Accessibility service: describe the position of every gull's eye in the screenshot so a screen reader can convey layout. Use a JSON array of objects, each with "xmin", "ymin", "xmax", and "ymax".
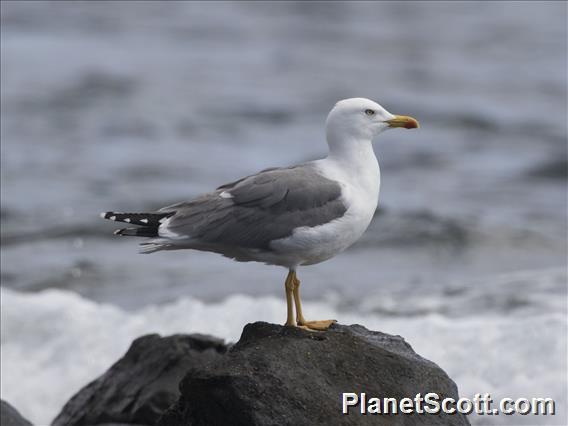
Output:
[{"xmin": 365, "ymin": 109, "xmax": 375, "ymax": 116}]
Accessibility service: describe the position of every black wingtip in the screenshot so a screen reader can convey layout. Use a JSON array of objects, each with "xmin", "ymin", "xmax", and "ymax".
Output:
[{"xmin": 100, "ymin": 211, "xmax": 175, "ymax": 226}]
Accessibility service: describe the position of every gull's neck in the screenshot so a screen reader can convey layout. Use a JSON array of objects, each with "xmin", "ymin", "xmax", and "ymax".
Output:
[
  {"xmin": 323, "ymin": 133, "xmax": 380, "ymax": 200},
  {"xmin": 325, "ymin": 134, "xmax": 379, "ymax": 172}
]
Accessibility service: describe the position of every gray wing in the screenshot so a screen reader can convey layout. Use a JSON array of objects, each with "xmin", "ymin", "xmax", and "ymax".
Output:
[{"xmin": 159, "ymin": 164, "xmax": 347, "ymax": 250}]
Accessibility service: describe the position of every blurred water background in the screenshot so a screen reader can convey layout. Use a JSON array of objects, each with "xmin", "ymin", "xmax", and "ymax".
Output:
[{"xmin": 1, "ymin": 1, "xmax": 566, "ymax": 425}]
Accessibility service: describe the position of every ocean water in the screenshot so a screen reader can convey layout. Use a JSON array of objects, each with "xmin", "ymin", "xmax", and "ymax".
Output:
[{"xmin": 1, "ymin": 1, "xmax": 566, "ymax": 425}]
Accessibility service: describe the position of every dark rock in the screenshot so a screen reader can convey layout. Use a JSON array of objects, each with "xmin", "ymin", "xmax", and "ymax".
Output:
[
  {"xmin": 1, "ymin": 400, "xmax": 33, "ymax": 426},
  {"xmin": 52, "ymin": 334, "xmax": 227, "ymax": 426},
  {"xmin": 159, "ymin": 322, "xmax": 470, "ymax": 426}
]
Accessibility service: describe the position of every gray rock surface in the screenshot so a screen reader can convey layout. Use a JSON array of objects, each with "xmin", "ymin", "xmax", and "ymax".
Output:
[
  {"xmin": 158, "ymin": 322, "xmax": 470, "ymax": 426},
  {"xmin": 52, "ymin": 323, "xmax": 470, "ymax": 426},
  {"xmin": 52, "ymin": 334, "xmax": 227, "ymax": 426},
  {"xmin": 1, "ymin": 400, "xmax": 33, "ymax": 426}
]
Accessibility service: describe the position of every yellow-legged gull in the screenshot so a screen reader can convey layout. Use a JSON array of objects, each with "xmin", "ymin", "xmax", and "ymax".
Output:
[{"xmin": 101, "ymin": 98, "xmax": 419, "ymax": 330}]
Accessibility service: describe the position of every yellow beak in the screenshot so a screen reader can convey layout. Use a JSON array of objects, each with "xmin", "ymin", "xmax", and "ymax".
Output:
[{"xmin": 386, "ymin": 115, "xmax": 420, "ymax": 129}]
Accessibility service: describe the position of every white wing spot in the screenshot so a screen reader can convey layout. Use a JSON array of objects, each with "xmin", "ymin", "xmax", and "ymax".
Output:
[
  {"xmin": 124, "ymin": 218, "xmax": 131, "ymax": 223},
  {"xmin": 140, "ymin": 218, "xmax": 149, "ymax": 224},
  {"xmin": 110, "ymin": 216, "xmax": 116, "ymax": 221},
  {"xmin": 220, "ymin": 191, "xmax": 233, "ymax": 199}
]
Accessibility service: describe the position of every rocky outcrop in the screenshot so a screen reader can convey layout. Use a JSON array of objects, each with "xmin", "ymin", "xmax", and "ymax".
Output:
[
  {"xmin": 53, "ymin": 323, "xmax": 469, "ymax": 426},
  {"xmin": 1, "ymin": 400, "xmax": 33, "ymax": 426},
  {"xmin": 52, "ymin": 334, "xmax": 227, "ymax": 426},
  {"xmin": 159, "ymin": 322, "xmax": 470, "ymax": 426}
]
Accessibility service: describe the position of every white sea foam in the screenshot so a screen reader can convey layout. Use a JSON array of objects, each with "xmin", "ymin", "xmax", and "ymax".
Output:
[{"xmin": 1, "ymin": 274, "xmax": 566, "ymax": 426}]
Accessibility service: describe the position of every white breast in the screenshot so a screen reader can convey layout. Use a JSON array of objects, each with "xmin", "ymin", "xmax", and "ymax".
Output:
[{"xmin": 269, "ymin": 154, "xmax": 380, "ymax": 267}]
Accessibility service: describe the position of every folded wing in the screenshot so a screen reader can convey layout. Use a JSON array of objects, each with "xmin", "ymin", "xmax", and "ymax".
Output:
[{"xmin": 158, "ymin": 164, "xmax": 347, "ymax": 251}]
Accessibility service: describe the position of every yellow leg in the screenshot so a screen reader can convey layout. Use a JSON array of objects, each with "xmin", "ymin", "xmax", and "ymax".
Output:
[
  {"xmin": 284, "ymin": 270, "xmax": 296, "ymax": 327},
  {"xmin": 291, "ymin": 271, "xmax": 307, "ymax": 325},
  {"xmin": 291, "ymin": 271, "xmax": 336, "ymax": 331}
]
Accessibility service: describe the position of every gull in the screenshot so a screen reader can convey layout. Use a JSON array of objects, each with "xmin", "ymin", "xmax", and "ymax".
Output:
[{"xmin": 101, "ymin": 98, "xmax": 419, "ymax": 330}]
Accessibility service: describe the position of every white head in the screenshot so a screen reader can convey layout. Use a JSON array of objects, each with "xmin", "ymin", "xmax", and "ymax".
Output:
[{"xmin": 325, "ymin": 98, "xmax": 419, "ymax": 149}]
